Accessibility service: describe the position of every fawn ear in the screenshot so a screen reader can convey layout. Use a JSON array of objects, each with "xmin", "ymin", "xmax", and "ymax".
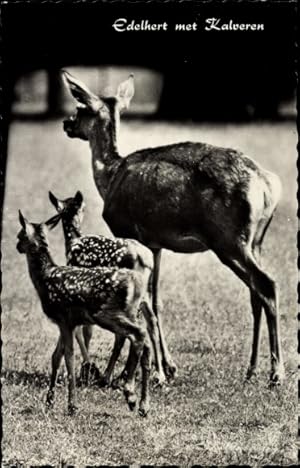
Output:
[
  {"xmin": 49, "ymin": 191, "xmax": 64, "ymax": 212},
  {"xmin": 18, "ymin": 210, "xmax": 35, "ymax": 236},
  {"xmin": 18, "ymin": 210, "xmax": 27, "ymax": 229},
  {"xmin": 74, "ymin": 190, "xmax": 84, "ymax": 205},
  {"xmin": 62, "ymin": 70, "xmax": 101, "ymax": 112},
  {"xmin": 116, "ymin": 74, "xmax": 134, "ymax": 112}
]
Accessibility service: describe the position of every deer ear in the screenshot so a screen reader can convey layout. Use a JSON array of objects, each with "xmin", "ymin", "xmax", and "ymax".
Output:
[
  {"xmin": 74, "ymin": 190, "xmax": 84, "ymax": 205},
  {"xmin": 116, "ymin": 74, "xmax": 134, "ymax": 112},
  {"xmin": 18, "ymin": 210, "xmax": 35, "ymax": 236},
  {"xmin": 62, "ymin": 70, "xmax": 101, "ymax": 113},
  {"xmin": 18, "ymin": 210, "xmax": 27, "ymax": 229},
  {"xmin": 49, "ymin": 191, "xmax": 64, "ymax": 212}
]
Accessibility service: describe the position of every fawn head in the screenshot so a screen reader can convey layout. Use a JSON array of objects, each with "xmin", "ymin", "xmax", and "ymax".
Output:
[
  {"xmin": 48, "ymin": 190, "xmax": 85, "ymax": 229},
  {"xmin": 17, "ymin": 211, "xmax": 49, "ymax": 254},
  {"xmin": 62, "ymin": 70, "xmax": 134, "ymax": 141}
]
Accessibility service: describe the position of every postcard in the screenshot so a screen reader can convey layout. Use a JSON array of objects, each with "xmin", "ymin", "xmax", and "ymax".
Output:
[{"xmin": 1, "ymin": 1, "xmax": 297, "ymax": 466}]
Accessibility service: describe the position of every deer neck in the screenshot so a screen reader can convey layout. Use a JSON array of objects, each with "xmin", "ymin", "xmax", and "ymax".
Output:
[
  {"xmin": 26, "ymin": 248, "xmax": 55, "ymax": 292},
  {"xmin": 62, "ymin": 220, "xmax": 82, "ymax": 254},
  {"xmin": 89, "ymin": 119, "xmax": 121, "ymax": 199}
]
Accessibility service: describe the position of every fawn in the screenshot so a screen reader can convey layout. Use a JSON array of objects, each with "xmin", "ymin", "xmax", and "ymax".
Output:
[
  {"xmin": 17, "ymin": 210, "xmax": 154, "ymax": 416},
  {"xmin": 48, "ymin": 189, "xmax": 166, "ymax": 387},
  {"xmin": 61, "ymin": 70, "xmax": 284, "ymax": 386}
]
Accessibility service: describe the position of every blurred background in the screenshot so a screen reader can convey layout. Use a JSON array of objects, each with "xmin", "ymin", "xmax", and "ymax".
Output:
[
  {"xmin": 2, "ymin": 1, "xmax": 296, "ymax": 123},
  {"xmin": 10, "ymin": 64, "xmax": 296, "ymax": 120}
]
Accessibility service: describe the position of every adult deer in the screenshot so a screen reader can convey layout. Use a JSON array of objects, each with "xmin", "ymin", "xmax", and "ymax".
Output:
[{"xmin": 62, "ymin": 70, "xmax": 284, "ymax": 385}]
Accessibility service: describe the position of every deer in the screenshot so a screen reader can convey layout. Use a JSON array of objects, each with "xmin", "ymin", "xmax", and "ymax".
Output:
[
  {"xmin": 47, "ymin": 189, "xmax": 166, "ymax": 387},
  {"xmin": 61, "ymin": 70, "xmax": 285, "ymax": 386},
  {"xmin": 16, "ymin": 210, "xmax": 155, "ymax": 416}
]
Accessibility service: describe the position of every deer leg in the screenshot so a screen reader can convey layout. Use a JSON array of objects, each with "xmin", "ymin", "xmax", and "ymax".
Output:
[
  {"xmin": 100, "ymin": 335, "xmax": 126, "ymax": 387},
  {"xmin": 83, "ymin": 325, "xmax": 93, "ymax": 352},
  {"xmin": 75, "ymin": 325, "xmax": 101, "ymax": 386},
  {"xmin": 111, "ymin": 339, "xmax": 135, "ymax": 390},
  {"xmin": 246, "ymin": 291, "xmax": 263, "ymax": 380},
  {"xmin": 75, "ymin": 326, "xmax": 89, "ymax": 362},
  {"xmin": 217, "ymin": 249, "xmax": 284, "ymax": 385},
  {"xmin": 246, "ymin": 244, "xmax": 263, "ymax": 380},
  {"xmin": 61, "ymin": 326, "xmax": 77, "ymax": 415},
  {"xmin": 46, "ymin": 335, "xmax": 64, "ymax": 409},
  {"xmin": 93, "ymin": 313, "xmax": 146, "ymax": 411},
  {"xmin": 123, "ymin": 326, "xmax": 146, "ymax": 411},
  {"xmin": 139, "ymin": 342, "xmax": 151, "ymax": 417},
  {"xmin": 152, "ymin": 248, "xmax": 177, "ymax": 379},
  {"xmin": 140, "ymin": 300, "xmax": 166, "ymax": 386}
]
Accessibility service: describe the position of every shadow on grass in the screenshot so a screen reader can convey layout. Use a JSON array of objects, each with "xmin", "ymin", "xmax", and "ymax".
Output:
[
  {"xmin": 2, "ymin": 366, "xmax": 108, "ymax": 389},
  {"xmin": 1, "ymin": 368, "xmax": 50, "ymax": 388}
]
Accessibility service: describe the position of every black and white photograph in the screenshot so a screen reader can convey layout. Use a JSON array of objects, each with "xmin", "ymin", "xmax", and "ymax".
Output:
[{"xmin": 0, "ymin": 0, "xmax": 298, "ymax": 465}]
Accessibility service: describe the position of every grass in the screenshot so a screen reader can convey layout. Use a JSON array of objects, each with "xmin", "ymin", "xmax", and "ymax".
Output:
[{"xmin": 1, "ymin": 118, "xmax": 298, "ymax": 466}]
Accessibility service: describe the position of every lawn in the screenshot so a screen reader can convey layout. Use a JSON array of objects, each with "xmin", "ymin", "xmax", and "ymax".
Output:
[{"xmin": 1, "ymin": 118, "xmax": 297, "ymax": 466}]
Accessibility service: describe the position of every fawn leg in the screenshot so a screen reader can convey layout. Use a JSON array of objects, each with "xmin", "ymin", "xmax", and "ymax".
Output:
[
  {"xmin": 83, "ymin": 325, "xmax": 93, "ymax": 352},
  {"xmin": 152, "ymin": 249, "xmax": 177, "ymax": 378},
  {"xmin": 76, "ymin": 325, "xmax": 101, "ymax": 386},
  {"xmin": 75, "ymin": 326, "xmax": 89, "ymax": 362},
  {"xmin": 94, "ymin": 313, "xmax": 145, "ymax": 411},
  {"xmin": 140, "ymin": 300, "xmax": 166, "ymax": 386},
  {"xmin": 139, "ymin": 342, "xmax": 151, "ymax": 417},
  {"xmin": 111, "ymin": 341, "xmax": 135, "ymax": 390},
  {"xmin": 100, "ymin": 335, "xmax": 126, "ymax": 387},
  {"xmin": 61, "ymin": 326, "xmax": 77, "ymax": 415},
  {"xmin": 123, "ymin": 327, "xmax": 146, "ymax": 411},
  {"xmin": 46, "ymin": 335, "xmax": 64, "ymax": 408}
]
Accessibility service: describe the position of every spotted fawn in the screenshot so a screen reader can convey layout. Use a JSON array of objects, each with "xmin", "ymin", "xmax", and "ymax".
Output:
[
  {"xmin": 17, "ymin": 210, "xmax": 154, "ymax": 416},
  {"xmin": 48, "ymin": 190, "xmax": 166, "ymax": 388}
]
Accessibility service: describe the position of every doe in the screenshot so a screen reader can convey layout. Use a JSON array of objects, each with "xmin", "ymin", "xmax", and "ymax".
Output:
[
  {"xmin": 17, "ymin": 210, "xmax": 153, "ymax": 416},
  {"xmin": 62, "ymin": 70, "xmax": 284, "ymax": 385}
]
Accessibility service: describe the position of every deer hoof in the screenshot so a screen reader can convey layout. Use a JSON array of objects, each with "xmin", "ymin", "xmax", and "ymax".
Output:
[
  {"xmin": 80, "ymin": 362, "xmax": 101, "ymax": 386},
  {"xmin": 46, "ymin": 390, "xmax": 55, "ymax": 409},
  {"xmin": 111, "ymin": 374, "xmax": 127, "ymax": 390},
  {"xmin": 97, "ymin": 375, "xmax": 110, "ymax": 388},
  {"xmin": 68, "ymin": 404, "xmax": 78, "ymax": 416},
  {"xmin": 126, "ymin": 393, "xmax": 137, "ymax": 411},
  {"xmin": 138, "ymin": 401, "xmax": 149, "ymax": 417},
  {"xmin": 163, "ymin": 361, "xmax": 177, "ymax": 380},
  {"xmin": 269, "ymin": 370, "xmax": 285, "ymax": 387},
  {"xmin": 152, "ymin": 371, "xmax": 166, "ymax": 388},
  {"xmin": 124, "ymin": 384, "xmax": 137, "ymax": 411},
  {"xmin": 245, "ymin": 366, "xmax": 258, "ymax": 382}
]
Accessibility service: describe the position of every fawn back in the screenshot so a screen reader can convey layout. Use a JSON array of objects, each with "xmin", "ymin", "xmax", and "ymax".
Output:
[{"xmin": 17, "ymin": 211, "xmax": 148, "ymax": 328}]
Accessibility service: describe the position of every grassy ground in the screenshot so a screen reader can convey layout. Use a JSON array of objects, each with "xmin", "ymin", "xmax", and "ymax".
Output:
[{"xmin": 1, "ymin": 118, "xmax": 297, "ymax": 466}]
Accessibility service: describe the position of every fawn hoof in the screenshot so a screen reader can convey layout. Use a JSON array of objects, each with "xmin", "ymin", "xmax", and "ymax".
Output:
[
  {"xmin": 111, "ymin": 374, "xmax": 127, "ymax": 391},
  {"xmin": 127, "ymin": 397, "xmax": 137, "ymax": 412},
  {"xmin": 124, "ymin": 384, "xmax": 137, "ymax": 411},
  {"xmin": 80, "ymin": 362, "xmax": 101, "ymax": 386},
  {"xmin": 245, "ymin": 366, "xmax": 258, "ymax": 382},
  {"xmin": 163, "ymin": 361, "xmax": 177, "ymax": 380},
  {"xmin": 152, "ymin": 370, "xmax": 167, "ymax": 388},
  {"xmin": 68, "ymin": 404, "xmax": 78, "ymax": 416},
  {"xmin": 269, "ymin": 369, "xmax": 285, "ymax": 387},
  {"xmin": 46, "ymin": 390, "xmax": 55, "ymax": 409},
  {"xmin": 138, "ymin": 401, "xmax": 150, "ymax": 417},
  {"xmin": 98, "ymin": 375, "xmax": 111, "ymax": 388}
]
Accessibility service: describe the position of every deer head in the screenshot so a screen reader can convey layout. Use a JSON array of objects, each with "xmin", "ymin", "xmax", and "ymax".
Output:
[
  {"xmin": 17, "ymin": 211, "xmax": 49, "ymax": 254},
  {"xmin": 48, "ymin": 190, "xmax": 85, "ymax": 228},
  {"xmin": 62, "ymin": 70, "xmax": 135, "ymax": 141}
]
